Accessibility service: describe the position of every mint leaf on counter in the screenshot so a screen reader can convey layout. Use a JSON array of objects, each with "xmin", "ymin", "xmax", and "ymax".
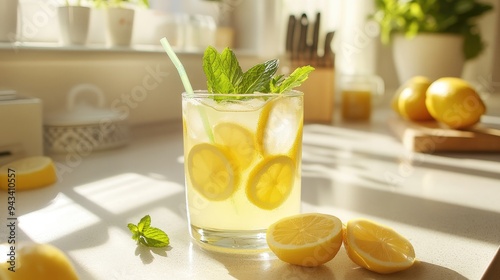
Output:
[{"xmin": 128, "ymin": 215, "xmax": 170, "ymax": 248}]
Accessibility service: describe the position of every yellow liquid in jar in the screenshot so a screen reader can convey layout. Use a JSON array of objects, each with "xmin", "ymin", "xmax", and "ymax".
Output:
[{"xmin": 342, "ymin": 90, "xmax": 372, "ymax": 120}]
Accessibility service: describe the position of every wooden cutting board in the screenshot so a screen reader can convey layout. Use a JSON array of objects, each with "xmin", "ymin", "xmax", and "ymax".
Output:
[{"xmin": 388, "ymin": 116, "xmax": 500, "ymax": 153}]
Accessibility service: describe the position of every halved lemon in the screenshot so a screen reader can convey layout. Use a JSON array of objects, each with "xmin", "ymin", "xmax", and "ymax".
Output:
[
  {"xmin": 0, "ymin": 156, "xmax": 57, "ymax": 191},
  {"xmin": 266, "ymin": 213, "xmax": 343, "ymax": 267},
  {"xmin": 187, "ymin": 143, "xmax": 237, "ymax": 201},
  {"xmin": 343, "ymin": 219, "xmax": 416, "ymax": 274},
  {"xmin": 213, "ymin": 122, "xmax": 258, "ymax": 170},
  {"xmin": 257, "ymin": 95, "xmax": 303, "ymax": 157},
  {"xmin": 246, "ymin": 155, "xmax": 295, "ymax": 210},
  {"xmin": 0, "ymin": 243, "xmax": 79, "ymax": 280}
]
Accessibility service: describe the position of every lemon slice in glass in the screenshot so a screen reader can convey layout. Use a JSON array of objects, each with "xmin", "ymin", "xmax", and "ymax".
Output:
[
  {"xmin": 266, "ymin": 213, "xmax": 343, "ymax": 267},
  {"xmin": 343, "ymin": 218, "xmax": 416, "ymax": 274},
  {"xmin": 257, "ymin": 95, "xmax": 303, "ymax": 157},
  {"xmin": 246, "ymin": 155, "xmax": 295, "ymax": 210},
  {"xmin": 187, "ymin": 143, "xmax": 237, "ymax": 201},
  {"xmin": 213, "ymin": 122, "xmax": 257, "ymax": 170},
  {"xmin": 0, "ymin": 156, "xmax": 57, "ymax": 191}
]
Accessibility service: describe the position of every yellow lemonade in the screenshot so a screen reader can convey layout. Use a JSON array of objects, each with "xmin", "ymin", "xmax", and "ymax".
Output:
[{"xmin": 182, "ymin": 91, "xmax": 303, "ymax": 251}]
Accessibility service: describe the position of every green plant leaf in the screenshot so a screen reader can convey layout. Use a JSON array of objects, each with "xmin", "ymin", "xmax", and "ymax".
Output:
[
  {"xmin": 371, "ymin": 0, "xmax": 493, "ymax": 60},
  {"xmin": 464, "ymin": 31, "xmax": 483, "ymax": 60}
]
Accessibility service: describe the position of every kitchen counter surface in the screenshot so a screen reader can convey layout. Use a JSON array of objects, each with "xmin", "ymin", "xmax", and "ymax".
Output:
[{"xmin": 2, "ymin": 108, "xmax": 500, "ymax": 280}]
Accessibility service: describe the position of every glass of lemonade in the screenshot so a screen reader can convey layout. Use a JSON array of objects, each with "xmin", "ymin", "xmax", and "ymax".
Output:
[{"xmin": 182, "ymin": 90, "xmax": 303, "ymax": 251}]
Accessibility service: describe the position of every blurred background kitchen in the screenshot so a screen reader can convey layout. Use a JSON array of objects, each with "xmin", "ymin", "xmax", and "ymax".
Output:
[{"xmin": 0, "ymin": 0, "xmax": 499, "ymax": 161}]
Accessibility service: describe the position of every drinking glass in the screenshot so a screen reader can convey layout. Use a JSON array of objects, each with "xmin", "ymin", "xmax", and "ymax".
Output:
[{"xmin": 182, "ymin": 90, "xmax": 303, "ymax": 252}]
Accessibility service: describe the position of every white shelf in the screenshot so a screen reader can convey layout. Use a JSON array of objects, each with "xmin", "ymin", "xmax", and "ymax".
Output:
[
  {"xmin": 0, "ymin": 41, "xmax": 200, "ymax": 54},
  {"xmin": 0, "ymin": 42, "xmax": 259, "ymax": 57}
]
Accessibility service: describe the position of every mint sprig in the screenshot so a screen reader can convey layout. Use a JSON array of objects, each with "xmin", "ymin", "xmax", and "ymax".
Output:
[
  {"xmin": 128, "ymin": 215, "xmax": 170, "ymax": 248},
  {"xmin": 202, "ymin": 46, "xmax": 314, "ymax": 99}
]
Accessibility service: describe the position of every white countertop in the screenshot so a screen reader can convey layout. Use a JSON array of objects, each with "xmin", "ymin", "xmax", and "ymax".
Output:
[{"xmin": 3, "ymin": 108, "xmax": 500, "ymax": 280}]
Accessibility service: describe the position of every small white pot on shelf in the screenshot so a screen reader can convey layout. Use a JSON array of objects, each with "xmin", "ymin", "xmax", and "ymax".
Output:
[
  {"xmin": 58, "ymin": 6, "xmax": 91, "ymax": 46},
  {"xmin": 105, "ymin": 7, "xmax": 135, "ymax": 47}
]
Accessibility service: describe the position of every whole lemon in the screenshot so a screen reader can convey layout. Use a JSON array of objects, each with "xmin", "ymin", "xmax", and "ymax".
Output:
[
  {"xmin": 393, "ymin": 76, "xmax": 434, "ymax": 121},
  {"xmin": 426, "ymin": 77, "xmax": 486, "ymax": 129}
]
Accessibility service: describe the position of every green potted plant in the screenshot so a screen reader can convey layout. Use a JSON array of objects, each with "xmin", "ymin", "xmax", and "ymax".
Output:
[
  {"xmin": 58, "ymin": 1, "xmax": 92, "ymax": 45},
  {"xmin": 372, "ymin": 0, "xmax": 493, "ymax": 84}
]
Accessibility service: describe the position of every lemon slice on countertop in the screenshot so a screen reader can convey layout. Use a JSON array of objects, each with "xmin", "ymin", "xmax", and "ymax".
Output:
[
  {"xmin": 0, "ymin": 156, "xmax": 57, "ymax": 191},
  {"xmin": 266, "ymin": 213, "xmax": 343, "ymax": 267}
]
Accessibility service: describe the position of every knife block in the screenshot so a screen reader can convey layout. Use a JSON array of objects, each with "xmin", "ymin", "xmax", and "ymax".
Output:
[{"xmin": 298, "ymin": 67, "xmax": 335, "ymax": 123}]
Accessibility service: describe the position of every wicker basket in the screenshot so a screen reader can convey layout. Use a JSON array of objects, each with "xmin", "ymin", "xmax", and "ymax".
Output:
[{"xmin": 44, "ymin": 84, "xmax": 129, "ymax": 154}]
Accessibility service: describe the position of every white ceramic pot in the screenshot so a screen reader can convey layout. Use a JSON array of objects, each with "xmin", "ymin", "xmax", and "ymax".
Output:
[
  {"xmin": 393, "ymin": 33, "xmax": 465, "ymax": 85},
  {"xmin": 58, "ymin": 6, "xmax": 91, "ymax": 45},
  {"xmin": 0, "ymin": 0, "xmax": 19, "ymax": 42},
  {"xmin": 105, "ymin": 7, "xmax": 135, "ymax": 46}
]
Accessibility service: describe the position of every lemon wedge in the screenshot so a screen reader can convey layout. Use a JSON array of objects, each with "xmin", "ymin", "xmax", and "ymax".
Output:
[
  {"xmin": 266, "ymin": 213, "xmax": 343, "ymax": 267},
  {"xmin": 246, "ymin": 155, "xmax": 295, "ymax": 210},
  {"xmin": 343, "ymin": 219, "xmax": 416, "ymax": 274},
  {"xmin": 213, "ymin": 122, "xmax": 258, "ymax": 170},
  {"xmin": 0, "ymin": 156, "xmax": 57, "ymax": 191},
  {"xmin": 187, "ymin": 143, "xmax": 237, "ymax": 201},
  {"xmin": 0, "ymin": 243, "xmax": 79, "ymax": 280}
]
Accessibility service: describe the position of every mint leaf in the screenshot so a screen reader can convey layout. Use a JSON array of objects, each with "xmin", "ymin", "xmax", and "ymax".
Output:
[
  {"xmin": 127, "ymin": 224, "xmax": 140, "ymax": 241},
  {"xmin": 138, "ymin": 215, "xmax": 151, "ymax": 232},
  {"xmin": 271, "ymin": 66, "xmax": 315, "ymax": 93},
  {"xmin": 263, "ymin": 74, "xmax": 285, "ymax": 93},
  {"xmin": 128, "ymin": 215, "xmax": 170, "ymax": 248},
  {"xmin": 238, "ymin": 59, "xmax": 279, "ymax": 93},
  {"xmin": 143, "ymin": 227, "xmax": 170, "ymax": 248},
  {"xmin": 203, "ymin": 46, "xmax": 243, "ymax": 94}
]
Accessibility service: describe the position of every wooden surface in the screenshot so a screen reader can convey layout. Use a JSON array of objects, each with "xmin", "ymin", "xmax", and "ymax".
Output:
[{"xmin": 388, "ymin": 116, "xmax": 500, "ymax": 153}]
